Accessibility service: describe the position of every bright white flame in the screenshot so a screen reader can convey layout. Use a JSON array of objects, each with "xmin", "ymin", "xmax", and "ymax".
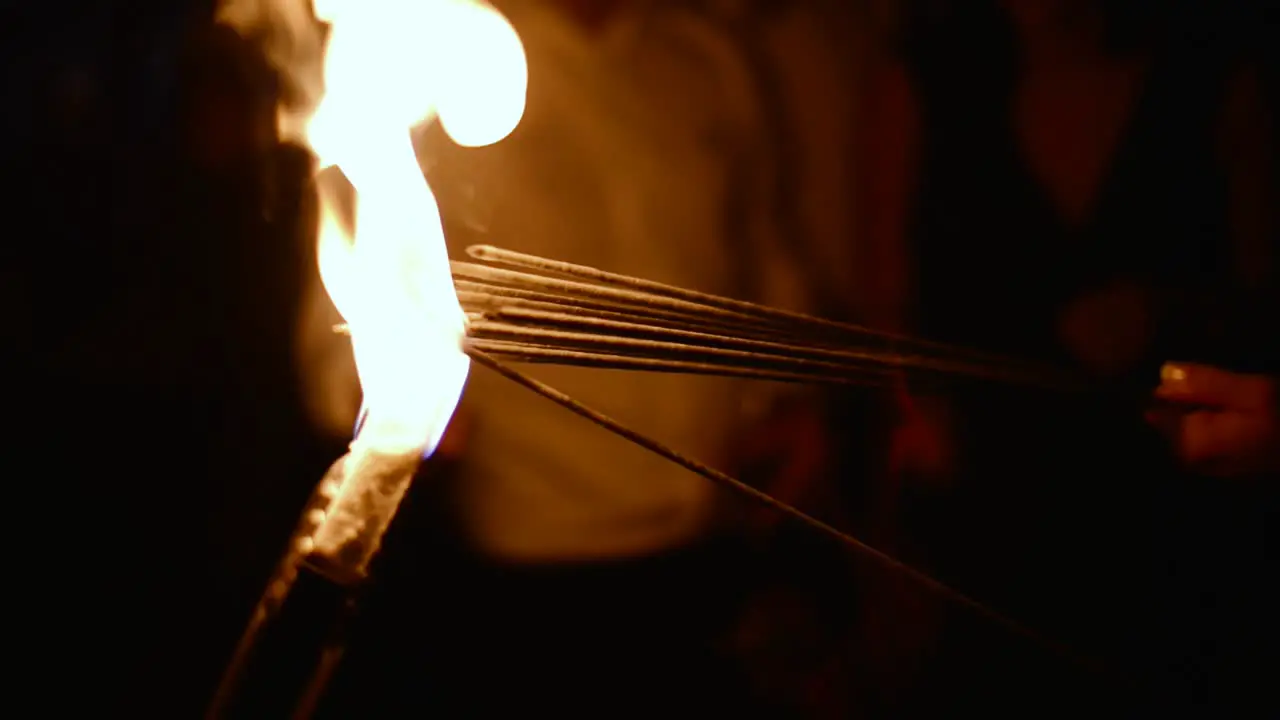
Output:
[{"xmin": 304, "ymin": 0, "xmax": 527, "ymax": 455}]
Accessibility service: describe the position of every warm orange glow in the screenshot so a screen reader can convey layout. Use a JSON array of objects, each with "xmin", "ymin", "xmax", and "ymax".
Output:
[{"xmin": 301, "ymin": 0, "xmax": 527, "ymax": 455}]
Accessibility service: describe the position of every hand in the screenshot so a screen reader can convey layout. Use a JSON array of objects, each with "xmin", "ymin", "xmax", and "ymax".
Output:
[{"xmin": 1149, "ymin": 362, "xmax": 1278, "ymax": 478}]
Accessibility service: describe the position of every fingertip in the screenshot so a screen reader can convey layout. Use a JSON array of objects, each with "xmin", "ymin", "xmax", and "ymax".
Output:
[
  {"xmin": 1160, "ymin": 362, "xmax": 1189, "ymax": 384},
  {"xmin": 1155, "ymin": 361, "xmax": 1215, "ymax": 403}
]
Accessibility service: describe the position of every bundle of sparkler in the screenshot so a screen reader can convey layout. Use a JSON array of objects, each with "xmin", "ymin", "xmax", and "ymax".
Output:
[{"xmin": 451, "ymin": 244, "xmax": 1081, "ymax": 392}]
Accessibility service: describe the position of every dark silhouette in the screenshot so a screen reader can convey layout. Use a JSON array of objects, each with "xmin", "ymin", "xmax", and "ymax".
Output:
[
  {"xmin": 14, "ymin": 8, "xmax": 339, "ymax": 714},
  {"xmin": 851, "ymin": 0, "xmax": 1276, "ymax": 714}
]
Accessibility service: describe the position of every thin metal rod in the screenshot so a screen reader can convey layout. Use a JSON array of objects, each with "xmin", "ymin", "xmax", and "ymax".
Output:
[
  {"xmin": 466, "ymin": 244, "xmax": 1010, "ymax": 363},
  {"xmin": 452, "ymin": 261, "xmax": 780, "ymax": 333},
  {"xmin": 467, "ymin": 319, "xmax": 1082, "ymax": 392},
  {"xmin": 466, "ymin": 339, "xmax": 887, "ymax": 386},
  {"xmin": 342, "ymin": 304, "xmax": 1073, "ymax": 388},
  {"xmin": 467, "ymin": 319, "xmax": 898, "ymax": 381},
  {"xmin": 453, "ymin": 258, "xmax": 1073, "ymax": 386},
  {"xmin": 457, "ymin": 287, "xmax": 810, "ymax": 344},
  {"xmin": 465, "ymin": 348, "xmax": 1103, "ymax": 676},
  {"xmin": 483, "ymin": 306, "xmax": 1062, "ymax": 388},
  {"xmin": 456, "ymin": 281, "xmax": 761, "ymax": 331}
]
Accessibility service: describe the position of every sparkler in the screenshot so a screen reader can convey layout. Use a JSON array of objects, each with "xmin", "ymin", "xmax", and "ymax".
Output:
[
  {"xmin": 449, "ymin": 246, "xmax": 1082, "ymax": 392},
  {"xmin": 338, "ymin": 248, "xmax": 1080, "ymax": 388}
]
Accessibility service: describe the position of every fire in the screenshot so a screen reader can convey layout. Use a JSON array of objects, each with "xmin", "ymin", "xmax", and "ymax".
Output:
[
  {"xmin": 216, "ymin": 0, "xmax": 525, "ymax": 574},
  {"xmin": 298, "ymin": 0, "xmax": 527, "ymax": 455},
  {"xmin": 205, "ymin": 10, "xmax": 528, "ymax": 701}
]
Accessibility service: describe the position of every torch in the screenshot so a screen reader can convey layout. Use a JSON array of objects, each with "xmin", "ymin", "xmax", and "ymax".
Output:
[{"xmin": 207, "ymin": 1, "xmax": 528, "ymax": 717}]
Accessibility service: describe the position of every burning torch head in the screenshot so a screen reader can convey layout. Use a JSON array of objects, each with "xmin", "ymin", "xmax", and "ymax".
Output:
[{"xmin": 220, "ymin": 0, "xmax": 527, "ymax": 457}]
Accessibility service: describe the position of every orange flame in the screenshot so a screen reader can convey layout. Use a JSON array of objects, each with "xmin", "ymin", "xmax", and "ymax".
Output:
[{"xmin": 229, "ymin": 0, "xmax": 526, "ymax": 454}]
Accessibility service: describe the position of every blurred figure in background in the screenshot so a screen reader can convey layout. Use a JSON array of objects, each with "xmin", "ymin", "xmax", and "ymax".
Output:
[{"xmin": 853, "ymin": 0, "xmax": 1275, "ymax": 714}]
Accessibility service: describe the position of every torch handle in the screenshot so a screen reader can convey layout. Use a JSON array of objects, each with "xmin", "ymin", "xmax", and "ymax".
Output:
[
  {"xmin": 206, "ymin": 559, "xmax": 357, "ymax": 720},
  {"xmin": 207, "ymin": 449, "xmax": 422, "ymax": 719}
]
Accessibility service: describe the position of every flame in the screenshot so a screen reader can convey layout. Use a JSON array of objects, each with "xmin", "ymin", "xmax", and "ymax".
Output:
[{"xmin": 284, "ymin": 0, "xmax": 526, "ymax": 455}]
